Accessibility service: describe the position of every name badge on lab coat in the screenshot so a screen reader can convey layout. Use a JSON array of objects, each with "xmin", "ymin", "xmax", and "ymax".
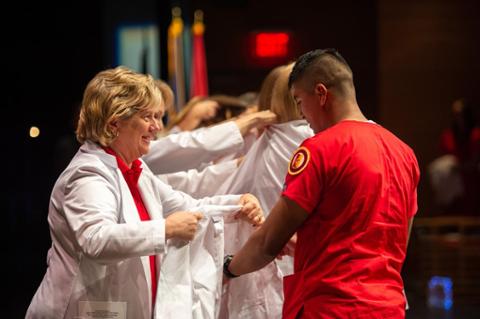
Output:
[{"xmin": 78, "ymin": 301, "xmax": 127, "ymax": 319}]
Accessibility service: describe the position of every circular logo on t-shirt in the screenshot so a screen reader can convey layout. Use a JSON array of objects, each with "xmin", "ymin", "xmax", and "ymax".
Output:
[{"xmin": 288, "ymin": 146, "xmax": 310, "ymax": 175}]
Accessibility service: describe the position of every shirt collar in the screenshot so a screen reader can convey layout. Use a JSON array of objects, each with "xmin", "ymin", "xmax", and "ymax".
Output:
[{"xmin": 104, "ymin": 147, "xmax": 143, "ymax": 186}]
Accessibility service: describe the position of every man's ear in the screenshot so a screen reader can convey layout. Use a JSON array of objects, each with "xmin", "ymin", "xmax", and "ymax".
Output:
[
  {"xmin": 314, "ymin": 83, "xmax": 327, "ymax": 96},
  {"xmin": 314, "ymin": 83, "xmax": 328, "ymax": 105}
]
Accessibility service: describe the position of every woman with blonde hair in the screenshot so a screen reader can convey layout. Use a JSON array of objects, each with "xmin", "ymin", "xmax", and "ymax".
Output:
[{"xmin": 25, "ymin": 66, "xmax": 264, "ymax": 319}]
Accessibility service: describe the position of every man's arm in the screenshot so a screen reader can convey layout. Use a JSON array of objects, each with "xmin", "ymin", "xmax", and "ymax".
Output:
[{"xmin": 227, "ymin": 196, "xmax": 309, "ymax": 276}]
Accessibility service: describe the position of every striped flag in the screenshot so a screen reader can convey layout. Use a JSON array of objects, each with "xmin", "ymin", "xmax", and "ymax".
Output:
[
  {"xmin": 183, "ymin": 24, "xmax": 192, "ymax": 100},
  {"xmin": 168, "ymin": 7, "xmax": 186, "ymax": 112},
  {"xmin": 190, "ymin": 10, "xmax": 209, "ymax": 99}
]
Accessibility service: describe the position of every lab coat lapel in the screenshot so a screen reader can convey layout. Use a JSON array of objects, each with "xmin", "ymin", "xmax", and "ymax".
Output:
[
  {"xmin": 117, "ymin": 169, "xmax": 140, "ymax": 224},
  {"xmin": 116, "ymin": 167, "xmax": 153, "ymax": 308},
  {"xmin": 138, "ymin": 175, "xmax": 163, "ymax": 220}
]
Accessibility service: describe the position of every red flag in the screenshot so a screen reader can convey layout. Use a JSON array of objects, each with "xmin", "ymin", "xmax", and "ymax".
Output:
[{"xmin": 190, "ymin": 10, "xmax": 209, "ymax": 98}]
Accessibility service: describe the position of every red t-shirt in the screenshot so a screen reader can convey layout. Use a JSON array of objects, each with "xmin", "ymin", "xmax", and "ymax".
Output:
[
  {"xmin": 104, "ymin": 148, "xmax": 157, "ymax": 307},
  {"xmin": 281, "ymin": 120, "xmax": 420, "ymax": 319}
]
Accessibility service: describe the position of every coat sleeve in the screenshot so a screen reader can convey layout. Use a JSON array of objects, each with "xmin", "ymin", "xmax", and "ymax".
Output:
[
  {"xmin": 62, "ymin": 165, "xmax": 166, "ymax": 264},
  {"xmin": 143, "ymin": 121, "xmax": 244, "ymax": 174},
  {"xmin": 153, "ymin": 176, "xmax": 242, "ymax": 216},
  {"xmin": 157, "ymin": 159, "xmax": 238, "ymax": 198}
]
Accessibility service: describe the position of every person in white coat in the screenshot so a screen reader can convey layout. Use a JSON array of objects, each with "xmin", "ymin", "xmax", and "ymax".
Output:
[
  {"xmin": 143, "ymin": 109, "xmax": 277, "ymax": 175},
  {"xmin": 217, "ymin": 63, "xmax": 313, "ymax": 319},
  {"xmin": 150, "ymin": 74, "xmax": 281, "ymax": 198},
  {"xmin": 144, "ymin": 77, "xmax": 276, "ymax": 175},
  {"xmin": 152, "ymin": 64, "xmax": 312, "ymax": 319},
  {"xmin": 25, "ymin": 66, "xmax": 263, "ymax": 319}
]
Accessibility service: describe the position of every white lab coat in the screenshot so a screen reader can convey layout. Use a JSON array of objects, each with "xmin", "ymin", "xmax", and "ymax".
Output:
[
  {"xmin": 26, "ymin": 141, "xmax": 241, "ymax": 319},
  {"xmin": 157, "ymin": 160, "xmax": 238, "ymax": 198},
  {"xmin": 213, "ymin": 131, "xmax": 258, "ymax": 164},
  {"xmin": 156, "ymin": 205, "xmax": 242, "ymax": 319},
  {"xmin": 218, "ymin": 120, "xmax": 313, "ymax": 215},
  {"xmin": 217, "ymin": 120, "xmax": 314, "ymax": 319},
  {"xmin": 144, "ymin": 121, "xmax": 244, "ymax": 174}
]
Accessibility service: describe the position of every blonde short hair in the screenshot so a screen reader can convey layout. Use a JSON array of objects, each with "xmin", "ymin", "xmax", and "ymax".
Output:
[
  {"xmin": 76, "ymin": 66, "xmax": 163, "ymax": 146},
  {"xmin": 257, "ymin": 65, "xmax": 285, "ymax": 112},
  {"xmin": 270, "ymin": 63, "xmax": 302, "ymax": 123}
]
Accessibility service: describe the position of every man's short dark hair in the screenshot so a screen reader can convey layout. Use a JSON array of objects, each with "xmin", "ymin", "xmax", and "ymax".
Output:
[{"xmin": 288, "ymin": 48, "xmax": 353, "ymax": 94}]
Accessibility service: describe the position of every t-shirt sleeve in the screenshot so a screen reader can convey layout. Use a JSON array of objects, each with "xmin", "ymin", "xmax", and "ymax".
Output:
[{"xmin": 281, "ymin": 140, "xmax": 323, "ymax": 214}]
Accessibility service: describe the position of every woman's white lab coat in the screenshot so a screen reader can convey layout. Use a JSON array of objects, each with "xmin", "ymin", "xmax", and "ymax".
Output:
[{"xmin": 25, "ymin": 141, "xmax": 241, "ymax": 319}]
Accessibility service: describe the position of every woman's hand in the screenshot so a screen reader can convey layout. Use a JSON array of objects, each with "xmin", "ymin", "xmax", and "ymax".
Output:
[
  {"xmin": 235, "ymin": 193, "xmax": 265, "ymax": 226},
  {"xmin": 178, "ymin": 100, "xmax": 220, "ymax": 131},
  {"xmin": 165, "ymin": 211, "xmax": 204, "ymax": 240},
  {"xmin": 234, "ymin": 110, "xmax": 278, "ymax": 136}
]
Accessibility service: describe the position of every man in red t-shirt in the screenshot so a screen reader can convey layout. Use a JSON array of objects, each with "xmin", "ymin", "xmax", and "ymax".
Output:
[{"xmin": 224, "ymin": 48, "xmax": 420, "ymax": 318}]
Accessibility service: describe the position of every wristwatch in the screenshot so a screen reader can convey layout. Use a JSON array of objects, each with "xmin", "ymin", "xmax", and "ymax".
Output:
[{"xmin": 223, "ymin": 254, "xmax": 239, "ymax": 278}]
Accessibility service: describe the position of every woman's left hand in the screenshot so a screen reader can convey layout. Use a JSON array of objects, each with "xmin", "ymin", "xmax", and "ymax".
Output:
[{"xmin": 236, "ymin": 193, "xmax": 265, "ymax": 226}]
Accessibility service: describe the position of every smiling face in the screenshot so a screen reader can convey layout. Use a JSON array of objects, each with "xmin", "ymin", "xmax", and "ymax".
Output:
[{"xmin": 112, "ymin": 102, "xmax": 164, "ymax": 165}]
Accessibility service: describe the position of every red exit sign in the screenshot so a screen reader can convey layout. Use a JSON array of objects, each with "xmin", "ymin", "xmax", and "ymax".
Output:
[
  {"xmin": 249, "ymin": 31, "xmax": 293, "ymax": 67},
  {"xmin": 254, "ymin": 32, "xmax": 290, "ymax": 58}
]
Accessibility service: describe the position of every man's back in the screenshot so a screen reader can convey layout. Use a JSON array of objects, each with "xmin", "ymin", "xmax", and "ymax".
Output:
[{"xmin": 282, "ymin": 120, "xmax": 420, "ymax": 317}]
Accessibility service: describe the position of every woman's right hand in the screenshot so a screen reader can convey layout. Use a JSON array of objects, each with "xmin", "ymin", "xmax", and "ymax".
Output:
[
  {"xmin": 178, "ymin": 100, "xmax": 220, "ymax": 131},
  {"xmin": 234, "ymin": 110, "xmax": 278, "ymax": 136},
  {"xmin": 165, "ymin": 211, "xmax": 204, "ymax": 241}
]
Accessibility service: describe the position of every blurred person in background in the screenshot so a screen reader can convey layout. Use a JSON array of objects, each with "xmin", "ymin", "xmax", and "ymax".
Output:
[{"xmin": 428, "ymin": 97, "xmax": 480, "ymax": 215}]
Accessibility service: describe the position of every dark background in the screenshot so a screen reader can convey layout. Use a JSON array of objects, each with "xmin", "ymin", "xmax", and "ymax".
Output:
[{"xmin": 5, "ymin": 0, "xmax": 480, "ymax": 317}]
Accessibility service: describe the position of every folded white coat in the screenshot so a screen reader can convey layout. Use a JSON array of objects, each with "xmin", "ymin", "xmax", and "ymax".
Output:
[{"xmin": 156, "ymin": 205, "xmax": 242, "ymax": 319}]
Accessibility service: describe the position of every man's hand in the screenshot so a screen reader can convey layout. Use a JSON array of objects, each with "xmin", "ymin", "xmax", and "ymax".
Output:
[{"xmin": 165, "ymin": 211, "xmax": 203, "ymax": 240}]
